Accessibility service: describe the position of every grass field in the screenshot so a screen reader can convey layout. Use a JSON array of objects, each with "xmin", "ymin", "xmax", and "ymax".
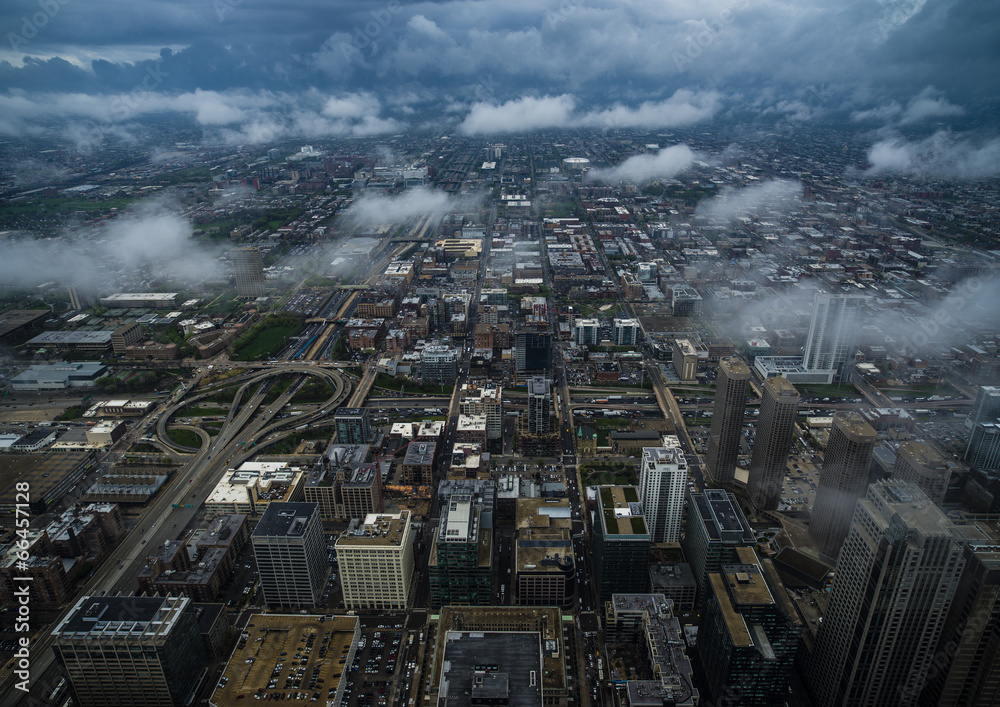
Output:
[
  {"xmin": 231, "ymin": 321, "xmax": 303, "ymax": 360},
  {"xmin": 179, "ymin": 406, "xmax": 229, "ymax": 417},
  {"xmin": 167, "ymin": 428, "xmax": 203, "ymax": 448}
]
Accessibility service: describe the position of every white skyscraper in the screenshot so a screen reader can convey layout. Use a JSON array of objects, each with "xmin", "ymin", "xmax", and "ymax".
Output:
[
  {"xmin": 802, "ymin": 293, "xmax": 864, "ymax": 382},
  {"xmin": 638, "ymin": 443, "xmax": 687, "ymax": 543}
]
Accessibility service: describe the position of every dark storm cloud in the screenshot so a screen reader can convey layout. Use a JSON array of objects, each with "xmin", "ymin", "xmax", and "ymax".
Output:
[{"xmin": 0, "ymin": 0, "xmax": 996, "ymax": 136}]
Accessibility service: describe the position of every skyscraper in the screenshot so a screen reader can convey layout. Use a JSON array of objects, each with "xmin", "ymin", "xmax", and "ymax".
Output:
[
  {"xmin": 252, "ymin": 502, "xmax": 328, "ymax": 607},
  {"xmin": 515, "ymin": 331, "xmax": 553, "ymax": 373},
  {"xmin": 53, "ymin": 595, "xmax": 206, "ymax": 707},
  {"xmin": 334, "ymin": 407, "xmax": 372, "ymax": 444},
  {"xmin": 428, "ymin": 494, "xmax": 492, "ymax": 607},
  {"xmin": 803, "ymin": 482, "xmax": 966, "ymax": 707},
  {"xmin": 573, "ymin": 318, "xmax": 600, "ymax": 346},
  {"xmin": 593, "ymin": 486, "xmax": 650, "ymax": 603},
  {"xmin": 747, "ymin": 377, "xmax": 799, "ymax": 511},
  {"xmin": 921, "ymin": 517, "xmax": 1000, "ymax": 707},
  {"xmin": 232, "ymin": 246, "xmax": 265, "ymax": 298},
  {"xmin": 682, "ymin": 489, "xmax": 756, "ymax": 597},
  {"xmin": 705, "ymin": 357, "xmax": 751, "ymax": 484},
  {"xmin": 700, "ymin": 546, "xmax": 801, "ymax": 706},
  {"xmin": 892, "ymin": 440, "xmax": 952, "ymax": 505},
  {"xmin": 809, "ymin": 412, "xmax": 877, "ymax": 560},
  {"xmin": 336, "ymin": 511, "xmax": 414, "ymax": 610},
  {"xmin": 967, "ymin": 385, "xmax": 1000, "ymax": 429},
  {"xmin": 802, "ymin": 293, "xmax": 864, "ymax": 382},
  {"xmin": 638, "ymin": 445, "xmax": 688, "ymax": 543},
  {"xmin": 527, "ymin": 376, "xmax": 552, "ymax": 434},
  {"xmin": 613, "ymin": 318, "xmax": 642, "ymax": 346}
]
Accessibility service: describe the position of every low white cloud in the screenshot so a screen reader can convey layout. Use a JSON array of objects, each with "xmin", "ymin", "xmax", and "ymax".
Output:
[
  {"xmin": 852, "ymin": 86, "xmax": 963, "ymax": 126},
  {"xmin": 695, "ymin": 180, "xmax": 803, "ymax": 222},
  {"xmin": 342, "ymin": 186, "xmax": 483, "ymax": 226},
  {"xmin": 459, "ymin": 90, "xmax": 719, "ymax": 135},
  {"xmin": 576, "ymin": 90, "xmax": 721, "ymax": 129},
  {"xmin": 865, "ymin": 131, "xmax": 1000, "ymax": 179},
  {"xmin": 0, "ymin": 199, "xmax": 224, "ymax": 290},
  {"xmin": 458, "ymin": 95, "xmax": 576, "ymax": 135},
  {"xmin": 588, "ymin": 144, "xmax": 696, "ymax": 184}
]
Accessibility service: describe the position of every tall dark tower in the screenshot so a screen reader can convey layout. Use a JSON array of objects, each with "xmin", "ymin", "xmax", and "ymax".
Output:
[
  {"xmin": 809, "ymin": 412, "xmax": 877, "ymax": 560},
  {"xmin": 747, "ymin": 377, "xmax": 799, "ymax": 511},
  {"xmin": 706, "ymin": 357, "xmax": 751, "ymax": 484}
]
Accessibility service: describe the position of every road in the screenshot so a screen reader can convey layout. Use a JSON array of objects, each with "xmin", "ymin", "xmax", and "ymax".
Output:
[{"xmin": 3, "ymin": 365, "xmax": 352, "ymax": 707}]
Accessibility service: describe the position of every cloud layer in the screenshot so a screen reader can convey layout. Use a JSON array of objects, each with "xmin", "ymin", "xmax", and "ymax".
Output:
[
  {"xmin": 587, "ymin": 145, "xmax": 697, "ymax": 184},
  {"xmin": 0, "ymin": 0, "xmax": 995, "ymax": 141},
  {"xmin": 865, "ymin": 131, "xmax": 1000, "ymax": 179}
]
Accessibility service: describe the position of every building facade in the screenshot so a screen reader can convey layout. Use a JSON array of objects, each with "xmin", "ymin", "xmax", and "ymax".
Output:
[
  {"xmin": 705, "ymin": 357, "xmax": 751, "ymax": 484},
  {"xmin": 428, "ymin": 494, "xmax": 492, "ymax": 607},
  {"xmin": 252, "ymin": 502, "xmax": 328, "ymax": 607},
  {"xmin": 802, "ymin": 293, "xmax": 864, "ymax": 382},
  {"xmin": 638, "ymin": 446, "xmax": 687, "ymax": 543},
  {"xmin": 893, "ymin": 440, "xmax": 953, "ymax": 505},
  {"xmin": 682, "ymin": 489, "xmax": 756, "ymax": 596},
  {"xmin": 809, "ymin": 412, "xmax": 878, "ymax": 559},
  {"xmin": 593, "ymin": 486, "xmax": 651, "ymax": 603},
  {"xmin": 336, "ymin": 511, "xmax": 414, "ymax": 610},
  {"xmin": 747, "ymin": 376, "xmax": 800, "ymax": 511},
  {"xmin": 803, "ymin": 482, "xmax": 966, "ymax": 707},
  {"xmin": 232, "ymin": 246, "xmax": 265, "ymax": 298},
  {"xmin": 52, "ymin": 595, "xmax": 206, "ymax": 707}
]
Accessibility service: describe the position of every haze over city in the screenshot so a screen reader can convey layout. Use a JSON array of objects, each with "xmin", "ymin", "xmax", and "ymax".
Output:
[{"xmin": 0, "ymin": 2, "xmax": 999, "ymax": 707}]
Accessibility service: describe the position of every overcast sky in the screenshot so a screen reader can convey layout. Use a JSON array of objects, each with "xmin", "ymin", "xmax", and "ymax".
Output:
[{"xmin": 1, "ymin": 0, "xmax": 996, "ymax": 142}]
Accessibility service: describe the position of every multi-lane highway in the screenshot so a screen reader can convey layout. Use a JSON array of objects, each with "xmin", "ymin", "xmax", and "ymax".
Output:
[{"xmin": 3, "ymin": 365, "xmax": 352, "ymax": 707}]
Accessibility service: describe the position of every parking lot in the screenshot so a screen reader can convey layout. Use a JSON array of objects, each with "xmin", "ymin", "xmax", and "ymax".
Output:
[{"xmin": 341, "ymin": 627, "xmax": 406, "ymax": 707}]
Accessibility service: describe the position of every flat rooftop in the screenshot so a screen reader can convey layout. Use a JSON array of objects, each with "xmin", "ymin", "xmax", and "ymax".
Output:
[
  {"xmin": 54, "ymin": 595, "xmax": 187, "ymax": 641},
  {"xmin": 438, "ymin": 632, "xmax": 543, "ymax": 707},
  {"xmin": 253, "ymin": 502, "xmax": 318, "ymax": 538},
  {"xmin": 336, "ymin": 511, "xmax": 410, "ymax": 548},
  {"xmin": 211, "ymin": 614, "xmax": 358, "ymax": 707},
  {"xmin": 598, "ymin": 486, "xmax": 648, "ymax": 537}
]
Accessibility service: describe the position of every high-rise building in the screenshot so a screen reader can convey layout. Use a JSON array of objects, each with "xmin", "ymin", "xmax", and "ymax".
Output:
[
  {"xmin": 613, "ymin": 317, "xmax": 642, "ymax": 346},
  {"xmin": 747, "ymin": 377, "xmax": 799, "ymax": 511},
  {"xmin": 515, "ymin": 331, "xmax": 552, "ymax": 373},
  {"xmin": 514, "ymin": 498, "xmax": 576, "ymax": 608},
  {"xmin": 682, "ymin": 489, "xmax": 756, "ymax": 596},
  {"xmin": 420, "ymin": 344, "xmax": 459, "ymax": 383},
  {"xmin": 334, "ymin": 407, "xmax": 372, "ymax": 444},
  {"xmin": 705, "ymin": 357, "xmax": 751, "ymax": 483},
  {"xmin": 921, "ymin": 517, "xmax": 1000, "ymax": 707},
  {"xmin": 574, "ymin": 318, "xmax": 600, "ymax": 346},
  {"xmin": 700, "ymin": 547, "xmax": 801, "ymax": 706},
  {"xmin": 232, "ymin": 246, "xmax": 265, "ymax": 298},
  {"xmin": 428, "ymin": 494, "xmax": 492, "ymax": 607},
  {"xmin": 527, "ymin": 376, "xmax": 552, "ymax": 434},
  {"xmin": 966, "ymin": 421, "xmax": 1000, "ymax": 471},
  {"xmin": 809, "ymin": 412, "xmax": 877, "ymax": 559},
  {"xmin": 893, "ymin": 440, "xmax": 953, "ymax": 505},
  {"xmin": 336, "ymin": 511, "xmax": 414, "ymax": 610},
  {"xmin": 252, "ymin": 502, "xmax": 328, "ymax": 607},
  {"xmin": 52, "ymin": 595, "xmax": 206, "ymax": 707},
  {"xmin": 592, "ymin": 486, "xmax": 650, "ymax": 603},
  {"xmin": 802, "ymin": 293, "xmax": 864, "ymax": 381},
  {"xmin": 803, "ymin": 482, "xmax": 966, "ymax": 707},
  {"xmin": 459, "ymin": 383, "xmax": 503, "ymax": 440},
  {"xmin": 638, "ymin": 445, "xmax": 687, "ymax": 543},
  {"xmin": 967, "ymin": 385, "xmax": 1000, "ymax": 429}
]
